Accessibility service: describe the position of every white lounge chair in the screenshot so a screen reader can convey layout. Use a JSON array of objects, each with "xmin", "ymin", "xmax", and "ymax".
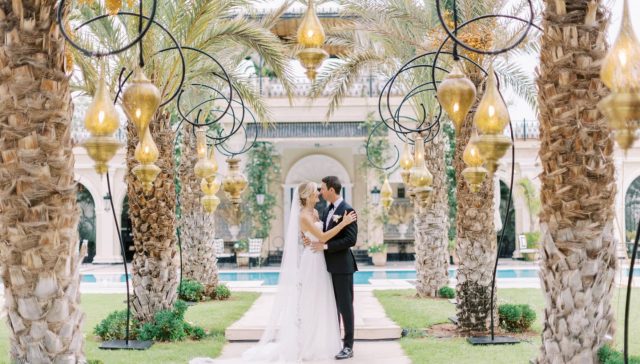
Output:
[
  {"xmin": 237, "ymin": 238, "xmax": 264, "ymax": 267},
  {"xmin": 214, "ymin": 239, "xmax": 233, "ymax": 259}
]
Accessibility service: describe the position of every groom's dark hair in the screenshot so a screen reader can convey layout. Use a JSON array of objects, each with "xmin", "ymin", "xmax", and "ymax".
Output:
[{"xmin": 322, "ymin": 176, "xmax": 342, "ymax": 195}]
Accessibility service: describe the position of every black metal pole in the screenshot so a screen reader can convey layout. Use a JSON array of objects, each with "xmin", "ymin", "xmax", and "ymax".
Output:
[
  {"xmin": 106, "ymin": 172, "xmax": 131, "ymax": 345},
  {"xmin": 624, "ymin": 218, "xmax": 640, "ymax": 364},
  {"xmin": 489, "ymin": 122, "xmax": 515, "ymax": 340}
]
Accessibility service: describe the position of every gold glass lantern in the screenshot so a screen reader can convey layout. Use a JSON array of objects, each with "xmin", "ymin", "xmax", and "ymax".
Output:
[
  {"xmin": 408, "ymin": 136, "xmax": 433, "ymax": 207},
  {"xmin": 399, "ymin": 141, "xmax": 414, "ymax": 185},
  {"xmin": 380, "ymin": 176, "xmax": 394, "ymax": 213},
  {"xmin": 121, "ymin": 67, "xmax": 161, "ymax": 137},
  {"xmin": 82, "ymin": 70, "xmax": 122, "ymax": 174},
  {"xmin": 461, "ymin": 138, "xmax": 488, "ymax": 193},
  {"xmin": 201, "ymin": 177, "xmax": 221, "ymax": 213},
  {"xmin": 132, "ymin": 128, "xmax": 161, "ymax": 192},
  {"xmin": 296, "ymin": 0, "xmax": 328, "ymax": 80},
  {"xmin": 472, "ymin": 66, "xmax": 512, "ymax": 177},
  {"xmin": 194, "ymin": 129, "xmax": 217, "ymax": 179},
  {"xmin": 437, "ymin": 61, "xmax": 477, "ymax": 133},
  {"xmin": 222, "ymin": 158, "xmax": 248, "ymax": 206}
]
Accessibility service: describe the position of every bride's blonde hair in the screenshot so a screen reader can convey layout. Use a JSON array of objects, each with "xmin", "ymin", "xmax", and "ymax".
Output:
[{"xmin": 298, "ymin": 181, "xmax": 317, "ymax": 207}]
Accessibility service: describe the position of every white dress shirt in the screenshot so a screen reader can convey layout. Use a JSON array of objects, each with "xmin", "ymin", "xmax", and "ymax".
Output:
[{"xmin": 324, "ymin": 197, "xmax": 344, "ymax": 231}]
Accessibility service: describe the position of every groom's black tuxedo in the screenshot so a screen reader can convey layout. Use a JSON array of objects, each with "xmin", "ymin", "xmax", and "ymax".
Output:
[{"xmin": 322, "ymin": 199, "xmax": 358, "ymax": 350}]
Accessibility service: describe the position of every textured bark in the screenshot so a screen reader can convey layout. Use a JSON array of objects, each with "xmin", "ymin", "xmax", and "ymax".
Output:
[
  {"xmin": 454, "ymin": 74, "xmax": 497, "ymax": 332},
  {"xmin": 126, "ymin": 114, "xmax": 179, "ymax": 324},
  {"xmin": 178, "ymin": 126, "xmax": 218, "ymax": 297},
  {"xmin": 414, "ymin": 132, "xmax": 449, "ymax": 297},
  {"xmin": 536, "ymin": 1, "xmax": 616, "ymax": 363},
  {"xmin": 0, "ymin": 1, "xmax": 86, "ymax": 362}
]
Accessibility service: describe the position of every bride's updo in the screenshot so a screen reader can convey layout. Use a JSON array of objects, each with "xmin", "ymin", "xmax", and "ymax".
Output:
[{"xmin": 298, "ymin": 181, "xmax": 317, "ymax": 207}]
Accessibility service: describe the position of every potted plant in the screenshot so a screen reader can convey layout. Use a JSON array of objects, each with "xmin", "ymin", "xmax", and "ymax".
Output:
[
  {"xmin": 522, "ymin": 231, "xmax": 541, "ymax": 261},
  {"xmin": 368, "ymin": 243, "xmax": 388, "ymax": 266},
  {"xmin": 234, "ymin": 239, "xmax": 249, "ymax": 267}
]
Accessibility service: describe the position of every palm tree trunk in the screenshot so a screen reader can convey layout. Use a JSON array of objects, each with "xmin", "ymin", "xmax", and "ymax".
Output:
[
  {"xmin": 178, "ymin": 127, "xmax": 218, "ymax": 297},
  {"xmin": 0, "ymin": 2, "xmax": 86, "ymax": 362},
  {"xmin": 536, "ymin": 1, "xmax": 616, "ymax": 362},
  {"xmin": 414, "ymin": 133, "xmax": 450, "ymax": 297},
  {"xmin": 454, "ymin": 78, "xmax": 497, "ymax": 332},
  {"xmin": 126, "ymin": 113, "xmax": 179, "ymax": 323}
]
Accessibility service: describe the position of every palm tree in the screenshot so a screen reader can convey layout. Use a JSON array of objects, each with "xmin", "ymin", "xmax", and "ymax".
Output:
[
  {"xmin": 315, "ymin": 1, "xmax": 536, "ymax": 312},
  {"xmin": 535, "ymin": 1, "xmax": 616, "ymax": 362},
  {"xmin": 177, "ymin": 126, "xmax": 218, "ymax": 297},
  {"xmin": 0, "ymin": 2, "xmax": 86, "ymax": 362},
  {"xmin": 71, "ymin": 0, "xmax": 294, "ymax": 323}
]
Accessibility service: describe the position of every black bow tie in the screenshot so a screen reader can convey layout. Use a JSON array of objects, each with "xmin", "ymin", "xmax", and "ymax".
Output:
[{"xmin": 328, "ymin": 203, "xmax": 335, "ymax": 211}]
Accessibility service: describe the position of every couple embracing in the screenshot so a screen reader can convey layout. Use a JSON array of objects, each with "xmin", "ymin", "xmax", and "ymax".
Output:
[{"xmin": 242, "ymin": 176, "xmax": 359, "ymax": 362}]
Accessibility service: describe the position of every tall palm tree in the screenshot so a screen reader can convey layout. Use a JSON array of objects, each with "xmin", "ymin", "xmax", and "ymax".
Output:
[
  {"xmin": 535, "ymin": 1, "xmax": 616, "ymax": 362},
  {"xmin": 0, "ymin": 1, "xmax": 85, "ymax": 362},
  {"xmin": 71, "ymin": 0, "xmax": 294, "ymax": 323},
  {"xmin": 177, "ymin": 126, "xmax": 218, "ymax": 297}
]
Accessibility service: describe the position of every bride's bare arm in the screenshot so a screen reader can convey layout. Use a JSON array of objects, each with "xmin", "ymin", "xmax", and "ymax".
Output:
[{"xmin": 300, "ymin": 211, "xmax": 357, "ymax": 243}]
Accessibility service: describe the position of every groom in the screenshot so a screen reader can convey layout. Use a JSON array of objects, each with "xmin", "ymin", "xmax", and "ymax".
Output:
[{"xmin": 311, "ymin": 176, "xmax": 358, "ymax": 360}]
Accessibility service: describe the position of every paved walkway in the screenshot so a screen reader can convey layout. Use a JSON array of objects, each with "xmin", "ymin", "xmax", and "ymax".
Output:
[{"xmin": 205, "ymin": 291, "xmax": 410, "ymax": 363}]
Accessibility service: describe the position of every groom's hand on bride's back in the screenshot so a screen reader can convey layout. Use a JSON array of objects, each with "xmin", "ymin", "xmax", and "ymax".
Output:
[{"xmin": 301, "ymin": 233, "xmax": 311, "ymax": 247}]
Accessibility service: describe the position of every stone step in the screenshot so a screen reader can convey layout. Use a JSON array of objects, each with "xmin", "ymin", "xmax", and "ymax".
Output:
[{"xmin": 226, "ymin": 292, "xmax": 403, "ymax": 341}]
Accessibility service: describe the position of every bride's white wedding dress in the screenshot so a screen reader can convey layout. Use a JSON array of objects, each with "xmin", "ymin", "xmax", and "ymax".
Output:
[
  {"xmin": 191, "ymin": 192, "xmax": 341, "ymax": 364},
  {"xmin": 241, "ymin": 221, "xmax": 341, "ymax": 363}
]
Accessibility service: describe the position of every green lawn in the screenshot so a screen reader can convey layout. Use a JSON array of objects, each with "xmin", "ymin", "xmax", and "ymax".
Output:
[
  {"xmin": 375, "ymin": 288, "xmax": 640, "ymax": 364},
  {"xmin": 0, "ymin": 292, "xmax": 258, "ymax": 364}
]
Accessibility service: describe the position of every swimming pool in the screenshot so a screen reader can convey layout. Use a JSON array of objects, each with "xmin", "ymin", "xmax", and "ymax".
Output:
[{"xmin": 79, "ymin": 268, "xmax": 640, "ymax": 285}]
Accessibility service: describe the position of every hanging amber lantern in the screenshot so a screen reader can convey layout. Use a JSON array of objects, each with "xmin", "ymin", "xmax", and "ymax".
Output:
[
  {"xmin": 121, "ymin": 67, "xmax": 161, "ymax": 139},
  {"xmin": 437, "ymin": 61, "xmax": 477, "ymax": 133},
  {"xmin": 201, "ymin": 176, "xmax": 221, "ymax": 213},
  {"xmin": 194, "ymin": 129, "xmax": 217, "ymax": 180},
  {"xmin": 132, "ymin": 128, "xmax": 161, "ymax": 193},
  {"xmin": 472, "ymin": 66, "xmax": 511, "ymax": 177},
  {"xmin": 461, "ymin": 138, "xmax": 487, "ymax": 193},
  {"xmin": 380, "ymin": 176, "xmax": 394, "ymax": 213},
  {"xmin": 399, "ymin": 141, "xmax": 414, "ymax": 185},
  {"xmin": 598, "ymin": 0, "xmax": 640, "ymax": 152},
  {"xmin": 222, "ymin": 158, "xmax": 248, "ymax": 206},
  {"xmin": 82, "ymin": 66, "xmax": 122, "ymax": 175},
  {"xmin": 409, "ymin": 135, "xmax": 433, "ymax": 207},
  {"xmin": 296, "ymin": 0, "xmax": 328, "ymax": 80}
]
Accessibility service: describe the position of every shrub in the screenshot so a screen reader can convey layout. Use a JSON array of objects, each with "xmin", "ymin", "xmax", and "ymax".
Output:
[
  {"xmin": 498, "ymin": 304, "xmax": 536, "ymax": 333},
  {"xmin": 214, "ymin": 284, "xmax": 231, "ymax": 300},
  {"xmin": 234, "ymin": 239, "xmax": 248, "ymax": 252},
  {"xmin": 137, "ymin": 300, "xmax": 206, "ymax": 342},
  {"xmin": 438, "ymin": 286, "xmax": 456, "ymax": 299},
  {"xmin": 94, "ymin": 310, "xmax": 139, "ymax": 341},
  {"xmin": 88, "ymin": 360, "xmax": 104, "ymax": 364},
  {"xmin": 525, "ymin": 232, "xmax": 541, "ymax": 249},
  {"xmin": 598, "ymin": 345, "xmax": 640, "ymax": 364},
  {"xmin": 179, "ymin": 279, "xmax": 205, "ymax": 302},
  {"xmin": 367, "ymin": 244, "xmax": 387, "ymax": 254}
]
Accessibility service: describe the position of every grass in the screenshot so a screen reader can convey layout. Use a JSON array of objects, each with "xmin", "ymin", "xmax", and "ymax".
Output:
[
  {"xmin": 0, "ymin": 292, "xmax": 258, "ymax": 364},
  {"xmin": 375, "ymin": 288, "xmax": 640, "ymax": 364}
]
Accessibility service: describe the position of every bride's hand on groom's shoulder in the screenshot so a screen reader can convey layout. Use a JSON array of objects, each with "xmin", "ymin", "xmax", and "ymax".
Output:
[{"xmin": 340, "ymin": 211, "xmax": 357, "ymax": 227}]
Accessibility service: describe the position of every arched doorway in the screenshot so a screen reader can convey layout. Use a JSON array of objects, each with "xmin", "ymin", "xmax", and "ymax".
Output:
[
  {"xmin": 120, "ymin": 196, "xmax": 135, "ymax": 262},
  {"xmin": 283, "ymin": 154, "xmax": 352, "ymax": 228},
  {"xmin": 77, "ymin": 184, "xmax": 96, "ymax": 263},
  {"xmin": 498, "ymin": 180, "xmax": 516, "ymax": 258},
  {"xmin": 625, "ymin": 176, "xmax": 640, "ymax": 246}
]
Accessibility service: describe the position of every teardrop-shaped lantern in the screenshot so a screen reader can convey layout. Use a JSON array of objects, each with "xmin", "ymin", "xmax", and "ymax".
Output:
[
  {"xmin": 296, "ymin": 0, "xmax": 328, "ymax": 80},
  {"xmin": 132, "ymin": 128, "xmax": 161, "ymax": 193},
  {"xmin": 408, "ymin": 136, "xmax": 433, "ymax": 208},
  {"xmin": 473, "ymin": 66, "xmax": 510, "ymax": 135},
  {"xmin": 222, "ymin": 158, "xmax": 248, "ymax": 206},
  {"xmin": 106, "ymin": 0, "xmax": 122, "ymax": 16},
  {"xmin": 461, "ymin": 138, "xmax": 488, "ymax": 193},
  {"xmin": 194, "ymin": 129, "xmax": 217, "ymax": 180},
  {"xmin": 600, "ymin": 0, "xmax": 640, "ymax": 92},
  {"xmin": 380, "ymin": 176, "xmax": 394, "ymax": 213},
  {"xmin": 437, "ymin": 61, "xmax": 477, "ymax": 133},
  {"xmin": 399, "ymin": 141, "xmax": 414, "ymax": 185},
  {"xmin": 82, "ymin": 66, "xmax": 122, "ymax": 174},
  {"xmin": 121, "ymin": 67, "xmax": 161, "ymax": 137}
]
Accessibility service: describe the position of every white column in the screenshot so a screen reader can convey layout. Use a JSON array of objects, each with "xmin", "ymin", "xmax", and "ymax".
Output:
[{"xmin": 92, "ymin": 169, "xmax": 123, "ymax": 263}]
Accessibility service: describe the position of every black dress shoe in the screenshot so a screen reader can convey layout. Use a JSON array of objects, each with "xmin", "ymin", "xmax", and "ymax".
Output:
[{"xmin": 335, "ymin": 347, "xmax": 354, "ymax": 360}]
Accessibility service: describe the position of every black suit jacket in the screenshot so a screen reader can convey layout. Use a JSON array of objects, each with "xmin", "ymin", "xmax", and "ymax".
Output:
[{"xmin": 322, "ymin": 201, "xmax": 359, "ymax": 274}]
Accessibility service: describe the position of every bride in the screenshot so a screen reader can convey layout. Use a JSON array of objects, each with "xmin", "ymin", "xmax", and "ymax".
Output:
[{"xmin": 241, "ymin": 181, "xmax": 357, "ymax": 362}]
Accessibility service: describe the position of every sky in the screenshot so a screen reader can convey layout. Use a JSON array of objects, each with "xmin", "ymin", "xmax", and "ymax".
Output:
[{"xmin": 252, "ymin": 0, "xmax": 640, "ymax": 121}]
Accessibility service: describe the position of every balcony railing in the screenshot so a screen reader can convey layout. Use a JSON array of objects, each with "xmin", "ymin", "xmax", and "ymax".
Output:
[
  {"xmin": 248, "ymin": 75, "xmax": 404, "ymax": 98},
  {"xmin": 511, "ymin": 119, "xmax": 539, "ymax": 140}
]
